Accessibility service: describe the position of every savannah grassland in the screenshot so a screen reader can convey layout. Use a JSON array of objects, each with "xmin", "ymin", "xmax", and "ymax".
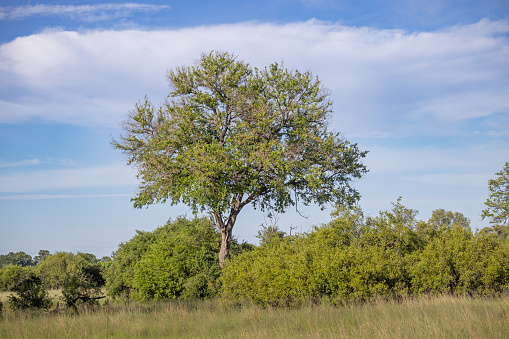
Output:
[{"xmin": 1, "ymin": 292, "xmax": 508, "ymax": 338}]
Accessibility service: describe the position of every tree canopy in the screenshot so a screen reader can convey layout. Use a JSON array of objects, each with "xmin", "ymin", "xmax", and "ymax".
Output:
[
  {"xmin": 113, "ymin": 51, "xmax": 368, "ymax": 267},
  {"xmin": 482, "ymin": 162, "xmax": 509, "ymax": 226}
]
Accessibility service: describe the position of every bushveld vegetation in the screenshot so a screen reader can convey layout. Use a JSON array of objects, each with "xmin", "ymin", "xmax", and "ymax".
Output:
[
  {"xmin": 1, "ymin": 200, "xmax": 508, "ymax": 316},
  {"xmin": 1, "ymin": 196, "xmax": 509, "ymax": 337},
  {"xmin": 1, "ymin": 45, "xmax": 508, "ymax": 336},
  {"xmin": 0, "ymin": 169, "xmax": 508, "ymax": 339}
]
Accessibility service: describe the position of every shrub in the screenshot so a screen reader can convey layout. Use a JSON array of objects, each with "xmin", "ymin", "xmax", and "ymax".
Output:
[
  {"xmin": 61, "ymin": 275, "xmax": 103, "ymax": 310},
  {"xmin": 0, "ymin": 264, "xmax": 30, "ymax": 291},
  {"xmin": 220, "ymin": 201, "xmax": 509, "ymax": 306},
  {"xmin": 221, "ymin": 236, "xmax": 313, "ymax": 307},
  {"xmin": 104, "ymin": 228, "xmax": 161, "ymax": 298},
  {"xmin": 36, "ymin": 252, "xmax": 105, "ymax": 290},
  {"xmin": 132, "ymin": 217, "xmax": 222, "ymax": 300},
  {"xmin": 7, "ymin": 273, "xmax": 52, "ymax": 310}
]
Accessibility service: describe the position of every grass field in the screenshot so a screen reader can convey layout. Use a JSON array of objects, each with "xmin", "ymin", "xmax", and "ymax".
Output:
[{"xmin": 1, "ymin": 293, "xmax": 508, "ymax": 338}]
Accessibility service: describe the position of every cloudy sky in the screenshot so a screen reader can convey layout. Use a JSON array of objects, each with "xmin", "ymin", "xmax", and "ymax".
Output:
[{"xmin": 1, "ymin": 0, "xmax": 508, "ymax": 258}]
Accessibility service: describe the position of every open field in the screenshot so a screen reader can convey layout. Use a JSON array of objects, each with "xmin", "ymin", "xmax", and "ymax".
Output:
[{"xmin": 1, "ymin": 294, "xmax": 508, "ymax": 338}]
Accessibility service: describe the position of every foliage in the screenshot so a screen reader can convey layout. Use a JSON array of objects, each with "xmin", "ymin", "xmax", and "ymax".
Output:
[
  {"xmin": 221, "ymin": 200, "xmax": 509, "ymax": 306},
  {"xmin": 61, "ymin": 275, "xmax": 103, "ymax": 310},
  {"xmin": 478, "ymin": 224, "xmax": 509, "ymax": 241},
  {"xmin": 0, "ymin": 264, "xmax": 30, "ymax": 291},
  {"xmin": 7, "ymin": 273, "xmax": 52, "ymax": 310},
  {"xmin": 33, "ymin": 250, "xmax": 50, "ymax": 265},
  {"xmin": 77, "ymin": 252, "xmax": 99, "ymax": 264},
  {"xmin": 428, "ymin": 209, "xmax": 470, "ymax": 231},
  {"xmin": 482, "ymin": 162, "xmax": 509, "ymax": 226},
  {"xmin": 36, "ymin": 252, "xmax": 105, "ymax": 290},
  {"xmin": 256, "ymin": 214, "xmax": 287, "ymax": 246},
  {"xmin": 113, "ymin": 51, "xmax": 368, "ymax": 267},
  {"xmin": 105, "ymin": 224, "xmax": 170, "ymax": 298},
  {"xmin": 106, "ymin": 216, "xmax": 251, "ymax": 300},
  {"xmin": 132, "ymin": 217, "xmax": 222, "ymax": 300},
  {"xmin": 0, "ymin": 251, "xmax": 34, "ymax": 268}
]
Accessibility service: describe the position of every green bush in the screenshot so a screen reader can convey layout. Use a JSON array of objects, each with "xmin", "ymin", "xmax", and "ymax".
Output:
[
  {"xmin": 0, "ymin": 264, "xmax": 30, "ymax": 291},
  {"xmin": 132, "ymin": 217, "xmax": 222, "ymax": 300},
  {"xmin": 222, "ymin": 235, "xmax": 317, "ymax": 307},
  {"xmin": 36, "ymin": 252, "xmax": 105, "ymax": 290},
  {"xmin": 105, "ymin": 227, "xmax": 161, "ymax": 298},
  {"xmin": 220, "ymin": 201, "xmax": 509, "ymax": 306},
  {"xmin": 409, "ymin": 226, "xmax": 509, "ymax": 295},
  {"xmin": 7, "ymin": 273, "xmax": 52, "ymax": 310},
  {"xmin": 106, "ymin": 216, "xmax": 252, "ymax": 301},
  {"xmin": 61, "ymin": 275, "xmax": 103, "ymax": 310}
]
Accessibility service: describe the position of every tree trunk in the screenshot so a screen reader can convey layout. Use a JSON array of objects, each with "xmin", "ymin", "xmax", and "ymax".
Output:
[
  {"xmin": 214, "ymin": 202, "xmax": 240, "ymax": 269},
  {"xmin": 219, "ymin": 226, "xmax": 233, "ymax": 269}
]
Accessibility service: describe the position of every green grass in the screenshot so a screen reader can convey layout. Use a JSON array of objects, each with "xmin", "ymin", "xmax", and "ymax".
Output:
[{"xmin": 1, "ymin": 294, "xmax": 508, "ymax": 338}]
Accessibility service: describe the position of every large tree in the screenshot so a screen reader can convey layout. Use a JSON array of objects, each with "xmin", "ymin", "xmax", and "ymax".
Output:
[
  {"xmin": 113, "ymin": 51, "xmax": 368, "ymax": 268},
  {"xmin": 482, "ymin": 162, "xmax": 509, "ymax": 226}
]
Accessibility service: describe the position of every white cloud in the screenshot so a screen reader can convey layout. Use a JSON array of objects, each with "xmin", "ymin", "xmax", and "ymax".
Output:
[
  {"xmin": 0, "ymin": 165, "xmax": 137, "ymax": 193},
  {"xmin": 0, "ymin": 158, "xmax": 40, "ymax": 168},
  {"xmin": 0, "ymin": 4, "xmax": 170, "ymax": 21},
  {"xmin": 0, "ymin": 158, "xmax": 77, "ymax": 169},
  {"xmin": 0, "ymin": 19, "xmax": 508, "ymax": 135}
]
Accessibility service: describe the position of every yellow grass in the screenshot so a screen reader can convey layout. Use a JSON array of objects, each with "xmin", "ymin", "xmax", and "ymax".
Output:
[{"xmin": 1, "ymin": 294, "xmax": 508, "ymax": 338}]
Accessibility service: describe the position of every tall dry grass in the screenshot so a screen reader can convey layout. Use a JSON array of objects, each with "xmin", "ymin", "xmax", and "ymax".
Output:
[{"xmin": 0, "ymin": 294, "xmax": 508, "ymax": 338}]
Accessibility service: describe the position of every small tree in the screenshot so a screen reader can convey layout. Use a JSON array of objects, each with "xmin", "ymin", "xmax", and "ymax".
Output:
[
  {"xmin": 256, "ymin": 214, "xmax": 287, "ymax": 246},
  {"xmin": 34, "ymin": 250, "xmax": 50, "ymax": 265},
  {"xmin": 61, "ymin": 275, "xmax": 104, "ymax": 311},
  {"xmin": 113, "ymin": 51, "xmax": 368, "ymax": 268},
  {"xmin": 482, "ymin": 162, "xmax": 509, "ymax": 226},
  {"xmin": 7, "ymin": 274, "xmax": 52, "ymax": 310}
]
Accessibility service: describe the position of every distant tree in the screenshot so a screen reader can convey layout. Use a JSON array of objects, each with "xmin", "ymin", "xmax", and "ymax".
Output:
[
  {"xmin": 0, "ymin": 251, "xmax": 34, "ymax": 268},
  {"xmin": 77, "ymin": 252, "xmax": 98, "ymax": 264},
  {"xmin": 428, "ymin": 209, "xmax": 470, "ymax": 230},
  {"xmin": 113, "ymin": 51, "xmax": 368, "ymax": 267},
  {"xmin": 36, "ymin": 252, "xmax": 104, "ymax": 290},
  {"xmin": 478, "ymin": 224, "xmax": 509, "ymax": 242},
  {"xmin": 99, "ymin": 256, "xmax": 112, "ymax": 263},
  {"xmin": 34, "ymin": 250, "xmax": 50, "ymax": 265},
  {"xmin": 256, "ymin": 214, "xmax": 287, "ymax": 246},
  {"xmin": 482, "ymin": 162, "xmax": 509, "ymax": 226}
]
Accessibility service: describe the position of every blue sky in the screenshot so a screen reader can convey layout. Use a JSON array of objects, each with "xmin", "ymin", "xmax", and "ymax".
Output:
[{"xmin": 1, "ymin": 1, "xmax": 508, "ymax": 258}]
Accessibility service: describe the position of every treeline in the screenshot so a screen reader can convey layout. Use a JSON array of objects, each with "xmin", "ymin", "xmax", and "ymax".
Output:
[
  {"xmin": 2, "ymin": 201, "xmax": 508, "ymax": 309},
  {"xmin": 0, "ymin": 251, "xmax": 109, "ymax": 294},
  {"xmin": 0, "ymin": 250, "xmax": 110, "ymax": 269},
  {"xmin": 0, "ymin": 250, "xmax": 49, "ymax": 268}
]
